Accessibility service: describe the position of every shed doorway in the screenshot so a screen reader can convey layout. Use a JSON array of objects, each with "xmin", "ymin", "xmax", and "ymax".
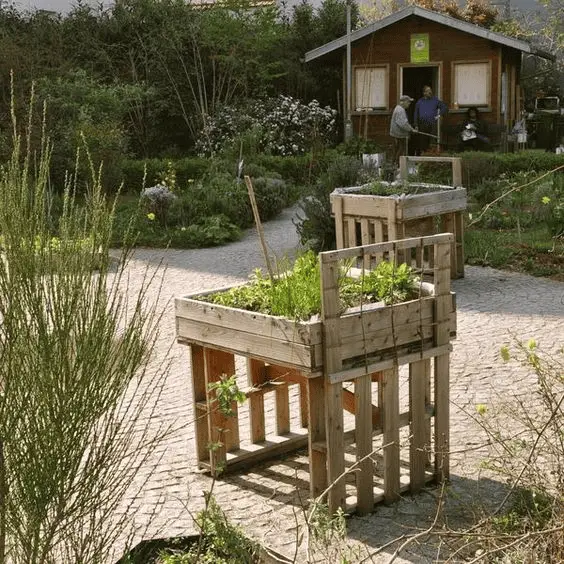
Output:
[{"xmin": 401, "ymin": 65, "xmax": 439, "ymax": 119}]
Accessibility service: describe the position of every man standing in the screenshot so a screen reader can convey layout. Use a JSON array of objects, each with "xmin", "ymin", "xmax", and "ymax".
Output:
[
  {"xmin": 414, "ymin": 85, "xmax": 447, "ymax": 154},
  {"xmin": 390, "ymin": 95, "xmax": 416, "ymax": 167}
]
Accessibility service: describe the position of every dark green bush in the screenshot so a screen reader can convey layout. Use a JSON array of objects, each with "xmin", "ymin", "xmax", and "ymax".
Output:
[
  {"xmin": 417, "ymin": 150, "xmax": 564, "ymax": 188},
  {"xmin": 295, "ymin": 154, "xmax": 365, "ymax": 252}
]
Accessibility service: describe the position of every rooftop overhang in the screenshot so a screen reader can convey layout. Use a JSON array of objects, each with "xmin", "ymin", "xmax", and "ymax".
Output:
[{"xmin": 304, "ymin": 6, "xmax": 554, "ymax": 63}]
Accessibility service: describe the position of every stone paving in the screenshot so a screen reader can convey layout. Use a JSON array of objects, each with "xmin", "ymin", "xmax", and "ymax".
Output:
[{"xmin": 119, "ymin": 204, "xmax": 564, "ymax": 563}]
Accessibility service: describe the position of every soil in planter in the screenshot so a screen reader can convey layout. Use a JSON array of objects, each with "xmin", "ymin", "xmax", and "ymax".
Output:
[{"xmin": 352, "ymin": 181, "xmax": 454, "ymax": 197}]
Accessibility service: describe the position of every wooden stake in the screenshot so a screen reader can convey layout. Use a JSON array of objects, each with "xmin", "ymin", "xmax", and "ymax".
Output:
[{"xmin": 244, "ymin": 175, "xmax": 275, "ymax": 281}]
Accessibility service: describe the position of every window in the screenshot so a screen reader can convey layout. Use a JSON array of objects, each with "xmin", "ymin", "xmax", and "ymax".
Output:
[
  {"xmin": 453, "ymin": 62, "xmax": 490, "ymax": 107},
  {"xmin": 354, "ymin": 67, "xmax": 388, "ymax": 110}
]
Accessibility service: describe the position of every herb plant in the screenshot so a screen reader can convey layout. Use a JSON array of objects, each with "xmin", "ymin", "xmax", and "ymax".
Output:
[{"xmin": 200, "ymin": 251, "xmax": 419, "ymax": 320}]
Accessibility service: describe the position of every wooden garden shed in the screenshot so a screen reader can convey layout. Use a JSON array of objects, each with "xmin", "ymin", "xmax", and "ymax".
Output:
[{"xmin": 304, "ymin": 5, "xmax": 553, "ymax": 148}]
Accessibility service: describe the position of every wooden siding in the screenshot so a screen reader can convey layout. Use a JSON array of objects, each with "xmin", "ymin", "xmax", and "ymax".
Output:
[{"xmin": 347, "ymin": 15, "xmax": 521, "ymax": 145}]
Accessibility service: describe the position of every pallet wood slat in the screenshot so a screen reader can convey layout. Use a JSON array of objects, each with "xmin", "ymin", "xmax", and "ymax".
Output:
[
  {"xmin": 355, "ymin": 373, "xmax": 374, "ymax": 514},
  {"xmin": 409, "ymin": 359, "xmax": 428, "ymax": 493},
  {"xmin": 382, "ymin": 366, "xmax": 400, "ymax": 503},
  {"xmin": 190, "ymin": 345, "xmax": 209, "ymax": 463},
  {"xmin": 320, "ymin": 256, "xmax": 346, "ymax": 513},
  {"xmin": 247, "ymin": 358, "xmax": 266, "ymax": 443}
]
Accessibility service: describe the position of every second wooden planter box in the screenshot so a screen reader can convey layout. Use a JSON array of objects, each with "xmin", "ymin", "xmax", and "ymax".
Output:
[{"xmin": 331, "ymin": 157, "xmax": 467, "ymax": 279}]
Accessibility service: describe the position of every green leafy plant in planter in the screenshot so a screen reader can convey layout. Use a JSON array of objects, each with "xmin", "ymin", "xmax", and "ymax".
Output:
[{"xmin": 200, "ymin": 251, "xmax": 420, "ymax": 321}]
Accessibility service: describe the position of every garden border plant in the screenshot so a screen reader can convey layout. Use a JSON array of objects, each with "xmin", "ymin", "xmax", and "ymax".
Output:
[{"xmin": 0, "ymin": 86, "xmax": 171, "ymax": 563}]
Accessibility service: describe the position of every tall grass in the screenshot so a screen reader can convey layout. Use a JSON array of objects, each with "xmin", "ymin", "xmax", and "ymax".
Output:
[{"xmin": 0, "ymin": 84, "xmax": 168, "ymax": 562}]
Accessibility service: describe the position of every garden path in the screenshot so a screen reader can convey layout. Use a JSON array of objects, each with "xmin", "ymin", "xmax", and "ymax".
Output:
[{"xmin": 119, "ymin": 204, "xmax": 564, "ymax": 563}]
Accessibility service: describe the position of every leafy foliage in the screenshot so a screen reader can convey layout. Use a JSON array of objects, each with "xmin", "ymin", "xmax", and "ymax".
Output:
[
  {"xmin": 196, "ymin": 95, "xmax": 337, "ymax": 157},
  {"xmin": 160, "ymin": 495, "xmax": 260, "ymax": 563},
  {"xmin": 201, "ymin": 251, "xmax": 420, "ymax": 320}
]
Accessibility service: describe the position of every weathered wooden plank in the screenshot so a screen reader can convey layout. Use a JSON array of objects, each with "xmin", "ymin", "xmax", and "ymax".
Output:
[
  {"xmin": 455, "ymin": 211, "xmax": 465, "ymax": 278},
  {"xmin": 190, "ymin": 345, "xmax": 209, "ymax": 464},
  {"xmin": 200, "ymin": 430, "xmax": 310, "ymax": 474},
  {"xmin": 299, "ymin": 382, "xmax": 309, "ymax": 429},
  {"xmin": 320, "ymin": 256, "xmax": 346, "ymax": 513},
  {"xmin": 308, "ymin": 375, "xmax": 327, "ymax": 500},
  {"xmin": 347, "ymin": 218, "xmax": 358, "ymax": 248},
  {"xmin": 247, "ymin": 358, "xmax": 266, "ymax": 444},
  {"xmin": 177, "ymin": 318, "xmax": 321, "ymax": 373},
  {"xmin": 433, "ymin": 241, "xmax": 451, "ymax": 483},
  {"xmin": 434, "ymin": 354, "xmax": 450, "ymax": 482},
  {"xmin": 372, "ymin": 220, "xmax": 384, "ymax": 262},
  {"xmin": 401, "ymin": 197, "xmax": 467, "ymax": 220},
  {"xmin": 339, "ymin": 315, "xmax": 435, "ymax": 362},
  {"xmin": 334, "ymin": 195, "xmax": 345, "ymax": 250},
  {"xmin": 338, "ymin": 297, "xmax": 435, "ymax": 339},
  {"xmin": 355, "ymin": 373, "xmax": 374, "ymax": 514},
  {"xmin": 382, "ymin": 366, "xmax": 400, "ymax": 504},
  {"xmin": 329, "ymin": 345, "xmax": 452, "ymax": 384},
  {"xmin": 337, "ymin": 196, "xmax": 391, "ymax": 218},
  {"xmin": 321, "ymin": 233, "xmax": 454, "ymax": 262},
  {"xmin": 176, "ymin": 298, "xmax": 321, "ymax": 346},
  {"xmin": 360, "ymin": 218, "xmax": 371, "ymax": 270},
  {"xmin": 441, "ymin": 213, "xmax": 457, "ymax": 279},
  {"xmin": 275, "ymin": 384, "xmax": 291, "ymax": 435},
  {"xmin": 409, "ymin": 359, "xmax": 427, "ymax": 493},
  {"xmin": 204, "ymin": 348, "xmax": 237, "ymax": 475}
]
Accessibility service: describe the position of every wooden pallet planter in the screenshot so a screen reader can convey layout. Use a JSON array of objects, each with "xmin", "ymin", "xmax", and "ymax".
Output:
[
  {"xmin": 331, "ymin": 156, "xmax": 466, "ymax": 279},
  {"xmin": 175, "ymin": 234, "xmax": 456, "ymax": 515}
]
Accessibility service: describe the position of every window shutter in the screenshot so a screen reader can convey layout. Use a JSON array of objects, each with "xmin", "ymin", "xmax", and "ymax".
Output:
[
  {"xmin": 355, "ymin": 68, "xmax": 387, "ymax": 110},
  {"xmin": 454, "ymin": 63, "xmax": 489, "ymax": 106}
]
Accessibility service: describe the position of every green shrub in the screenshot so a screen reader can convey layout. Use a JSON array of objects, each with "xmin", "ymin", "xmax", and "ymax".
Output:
[
  {"xmin": 121, "ymin": 158, "xmax": 210, "ymax": 193},
  {"xmin": 417, "ymin": 150, "xmax": 564, "ymax": 188},
  {"xmin": 296, "ymin": 154, "xmax": 367, "ymax": 252}
]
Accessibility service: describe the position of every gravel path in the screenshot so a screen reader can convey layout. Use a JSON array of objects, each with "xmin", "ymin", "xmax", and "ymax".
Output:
[{"xmin": 119, "ymin": 205, "xmax": 564, "ymax": 563}]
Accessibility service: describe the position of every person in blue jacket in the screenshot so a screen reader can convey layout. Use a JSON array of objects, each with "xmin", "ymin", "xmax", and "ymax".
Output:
[{"xmin": 414, "ymin": 85, "xmax": 448, "ymax": 154}]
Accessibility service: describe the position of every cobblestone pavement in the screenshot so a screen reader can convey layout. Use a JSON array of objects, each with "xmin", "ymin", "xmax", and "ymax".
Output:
[{"xmin": 120, "ymin": 205, "xmax": 564, "ymax": 563}]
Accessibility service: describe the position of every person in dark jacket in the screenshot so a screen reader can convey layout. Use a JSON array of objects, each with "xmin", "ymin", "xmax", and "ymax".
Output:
[
  {"xmin": 414, "ymin": 85, "xmax": 447, "ymax": 154},
  {"xmin": 459, "ymin": 106, "xmax": 490, "ymax": 151}
]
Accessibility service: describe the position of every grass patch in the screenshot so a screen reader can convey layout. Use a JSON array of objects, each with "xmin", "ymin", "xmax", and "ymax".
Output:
[{"xmin": 465, "ymin": 226, "xmax": 563, "ymax": 279}]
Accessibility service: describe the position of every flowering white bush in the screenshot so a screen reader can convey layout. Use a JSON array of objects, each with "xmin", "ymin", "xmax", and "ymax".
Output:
[{"xmin": 196, "ymin": 95, "xmax": 337, "ymax": 157}]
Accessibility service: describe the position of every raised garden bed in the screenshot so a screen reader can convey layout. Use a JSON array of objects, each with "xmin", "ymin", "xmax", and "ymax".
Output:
[
  {"xmin": 175, "ymin": 234, "xmax": 457, "ymax": 515},
  {"xmin": 330, "ymin": 156, "xmax": 467, "ymax": 279}
]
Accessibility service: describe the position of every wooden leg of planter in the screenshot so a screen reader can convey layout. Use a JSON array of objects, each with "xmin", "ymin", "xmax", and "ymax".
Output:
[
  {"xmin": 409, "ymin": 360, "xmax": 427, "ymax": 494},
  {"xmin": 247, "ymin": 358, "xmax": 266, "ymax": 444},
  {"xmin": 455, "ymin": 211, "xmax": 465, "ymax": 278},
  {"xmin": 433, "ymin": 241, "xmax": 451, "ymax": 482},
  {"xmin": 382, "ymin": 366, "xmax": 400, "ymax": 504},
  {"xmin": 308, "ymin": 375, "xmax": 327, "ymax": 501},
  {"xmin": 190, "ymin": 345, "xmax": 209, "ymax": 466},
  {"xmin": 424, "ymin": 359, "xmax": 432, "ymax": 467},
  {"xmin": 434, "ymin": 353, "xmax": 450, "ymax": 482},
  {"xmin": 299, "ymin": 382, "xmax": 309, "ymax": 428},
  {"xmin": 355, "ymin": 373, "xmax": 374, "ymax": 514},
  {"xmin": 334, "ymin": 196, "xmax": 344, "ymax": 249},
  {"xmin": 441, "ymin": 213, "xmax": 457, "ymax": 279},
  {"xmin": 325, "ymin": 379, "xmax": 346, "ymax": 514},
  {"xmin": 275, "ymin": 384, "xmax": 290, "ymax": 435},
  {"xmin": 204, "ymin": 348, "xmax": 237, "ymax": 475}
]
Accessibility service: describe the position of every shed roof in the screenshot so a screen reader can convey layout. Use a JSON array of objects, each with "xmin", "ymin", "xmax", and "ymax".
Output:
[{"xmin": 304, "ymin": 5, "xmax": 553, "ymax": 62}]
